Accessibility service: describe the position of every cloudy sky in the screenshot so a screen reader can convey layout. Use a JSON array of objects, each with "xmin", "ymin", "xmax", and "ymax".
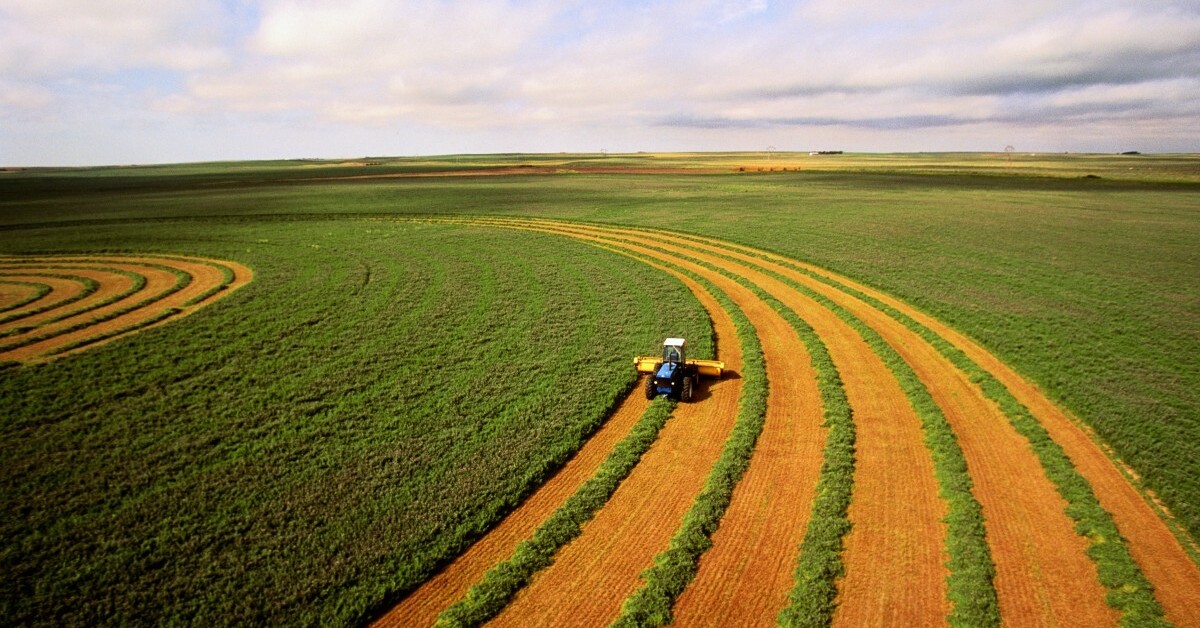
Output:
[{"xmin": 1, "ymin": 0, "xmax": 1197, "ymax": 165}]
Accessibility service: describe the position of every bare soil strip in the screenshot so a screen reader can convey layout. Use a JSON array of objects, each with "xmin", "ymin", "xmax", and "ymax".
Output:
[
  {"xmin": 0, "ymin": 282, "xmax": 42, "ymax": 310},
  {"xmin": 490, "ymin": 268, "xmax": 743, "ymax": 627},
  {"xmin": 638, "ymin": 231, "xmax": 1117, "ymax": 625},
  {"xmin": 373, "ymin": 392, "xmax": 652, "ymax": 627},
  {"xmin": 380, "ymin": 218, "xmax": 1195, "ymax": 624},
  {"xmin": 505, "ymin": 220, "xmax": 953, "ymax": 625},
  {"xmin": 0, "ymin": 267, "xmax": 141, "ymax": 337},
  {"xmin": 700, "ymin": 241, "xmax": 1200, "ymax": 626},
  {"xmin": 0, "ymin": 275, "xmax": 87, "ymax": 321},
  {"xmin": 653, "ymin": 245, "xmax": 950, "ymax": 626},
  {"xmin": 0, "ymin": 255, "xmax": 250, "ymax": 363}
]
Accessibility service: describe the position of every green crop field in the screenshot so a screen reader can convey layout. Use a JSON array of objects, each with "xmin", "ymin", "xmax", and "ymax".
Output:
[{"xmin": 1, "ymin": 152, "xmax": 1197, "ymax": 625}]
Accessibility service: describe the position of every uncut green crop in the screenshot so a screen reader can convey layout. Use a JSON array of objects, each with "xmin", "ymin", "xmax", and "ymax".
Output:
[{"xmin": 0, "ymin": 220, "xmax": 711, "ymax": 625}]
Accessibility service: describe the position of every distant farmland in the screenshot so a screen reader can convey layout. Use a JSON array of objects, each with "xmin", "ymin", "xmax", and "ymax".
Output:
[{"xmin": 1, "ymin": 153, "xmax": 1197, "ymax": 625}]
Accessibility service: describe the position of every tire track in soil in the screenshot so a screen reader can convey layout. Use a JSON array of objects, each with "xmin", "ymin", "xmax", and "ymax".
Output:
[
  {"xmin": 372, "ymin": 391, "xmax": 652, "ymax": 628},
  {"xmin": 653, "ymin": 233, "xmax": 1117, "ymax": 625},
  {"xmin": 711, "ymin": 242, "xmax": 1200, "ymax": 626},
  {"xmin": 488, "ymin": 257, "xmax": 743, "ymax": 627}
]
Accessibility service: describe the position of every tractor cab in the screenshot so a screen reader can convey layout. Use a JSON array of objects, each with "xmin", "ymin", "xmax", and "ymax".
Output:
[
  {"xmin": 662, "ymin": 338, "xmax": 686, "ymax": 364},
  {"xmin": 632, "ymin": 337, "xmax": 724, "ymax": 403}
]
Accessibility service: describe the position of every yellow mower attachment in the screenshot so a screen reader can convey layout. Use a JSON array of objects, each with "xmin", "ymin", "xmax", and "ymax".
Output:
[
  {"xmin": 633, "ymin": 356, "xmax": 724, "ymax": 378},
  {"xmin": 634, "ymin": 338, "xmax": 724, "ymax": 402}
]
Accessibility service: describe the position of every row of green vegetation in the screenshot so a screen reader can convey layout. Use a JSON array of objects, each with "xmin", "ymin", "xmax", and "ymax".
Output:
[
  {"xmin": 515, "ymin": 221, "xmax": 860, "ymax": 625},
  {"xmin": 0, "ymin": 281, "xmax": 52, "ymax": 315},
  {"xmin": 0, "ymin": 263, "xmax": 186, "ymax": 355},
  {"xmin": 614, "ymin": 250, "xmax": 768, "ymax": 627},
  {"xmin": 0, "ymin": 220, "xmax": 712, "ymax": 625},
  {"xmin": 0, "ymin": 273, "xmax": 99, "ymax": 326},
  {"xmin": 785, "ymin": 262, "xmax": 1168, "ymax": 624},
  {"xmin": 597, "ymin": 228, "xmax": 997, "ymax": 625},
  {"xmin": 1, "ymin": 154, "xmax": 1195, "ymax": 623},
  {"xmin": 436, "ymin": 397, "xmax": 679, "ymax": 626}
]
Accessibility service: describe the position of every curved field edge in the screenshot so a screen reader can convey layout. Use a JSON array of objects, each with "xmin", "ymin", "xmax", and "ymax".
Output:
[
  {"xmin": 526, "ymin": 222, "xmax": 995, "ymax": 626},
  {"xmin": 1, "ymin": 223, "xmax": 715, "ymax": 626},
  {"xmin": 434, "ymin": 396, "xmax": 679, "ymax": 626},
  {"xmin": 597, "ymin": 219, "xmax": 1172, "ymax": 623},
  {"xmin": 451, "ymin": 217, "xmax": 1179, "ymax": 623}
]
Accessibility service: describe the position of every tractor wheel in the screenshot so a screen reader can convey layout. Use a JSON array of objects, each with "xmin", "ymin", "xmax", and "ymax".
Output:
[
  {"xmin": 681, "ymin": 376, "xmax": 694, "ymax": 402},
  {"xmin": 644, "ymin": 376, "xmax": 656, "ymax": 400}
]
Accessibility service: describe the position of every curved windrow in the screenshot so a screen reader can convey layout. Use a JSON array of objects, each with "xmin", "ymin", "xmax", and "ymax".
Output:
[
  {"xmin": 378, "ymin": 217, "xmax": 1199, "ymax": 628},
  {"xmin": 0, "ymin": 254, "xmax": 252, "ymax": 363}
]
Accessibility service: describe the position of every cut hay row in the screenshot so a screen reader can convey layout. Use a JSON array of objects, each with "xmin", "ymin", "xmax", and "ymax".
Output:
[
  {"xmin": 435, "ymin": 396, "xmax": 679, "ymax": 626},
  {"xmin": 0, "ymin": 273, "xmax": 99, "ymax": 327},
  {"xmin": 379, "ymin": 216, "xmax": 1198, "ymax": 627},
  {"xmin": 522, "ymin": 221, "xmax": 955, "ymax": 625},
  {"xmin": 487, "ymin": 265, "xmax": 744, "ymax": 626},
  {"xmin": 0, "ymin": 255, "xmax": 252, "ymax": 363},
  {"xmin": 0, "ymin": 281, "xmax": 52, "ymax": 314}
]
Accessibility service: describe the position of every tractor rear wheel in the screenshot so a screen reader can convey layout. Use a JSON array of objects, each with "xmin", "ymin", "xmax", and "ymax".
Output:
[
  {"xmin": 681, "ymin": 376, "xmax": 694, "ymax": 402},
  {"xmin": 644, "ymin": 376, "xmax": 656, "ymax": 400}
]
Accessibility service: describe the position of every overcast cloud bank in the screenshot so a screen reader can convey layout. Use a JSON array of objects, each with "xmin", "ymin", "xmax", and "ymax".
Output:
[{"xmin": 1, "ymin": 0, "xmax": 1197, "ymax": 165}]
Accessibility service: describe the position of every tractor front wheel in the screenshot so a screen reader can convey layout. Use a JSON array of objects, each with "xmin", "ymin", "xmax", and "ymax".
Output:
[
  {"xmin": 644, "ymin": 376, "xmax": 656, "ymax": 400},
  {"xmin": 681, "ymin": 376, "xmax": 694, "ymax": 402}
]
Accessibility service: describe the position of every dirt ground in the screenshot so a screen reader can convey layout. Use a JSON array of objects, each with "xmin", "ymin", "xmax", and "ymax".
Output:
[
  {"xmin": 371, "ymin": 217, "xmax": 1198, "ymax": 625},
  {"xmin": 0, "ymin": 255, "xmax": 251, "ymax": 363}
]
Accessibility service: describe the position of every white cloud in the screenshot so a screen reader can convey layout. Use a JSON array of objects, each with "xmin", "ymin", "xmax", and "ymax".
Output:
[
  {"xmin": 4, "ymin": 0, "xmax": 1199, "ymax": 163},
  {"xmin": 0, "ymin": 0, "xmax": 232, "ymax": 77}
]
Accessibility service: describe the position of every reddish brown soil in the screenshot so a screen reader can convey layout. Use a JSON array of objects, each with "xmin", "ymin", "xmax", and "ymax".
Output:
[
  {"xmin": 373, "ymin": 391, "xmax": 652, "ymax": 627},
  {"xmin": 668, "ymin": 235, "xmax": 1117, "ymax": 625},
  {"xmin": 0, "ymin": 275, "xmax": 88, "ymax": 320},
  {"xmin": 375, "ymin": 217, "xmax": 1197, "ymax": 625},
  {"xmin": 0, "ymin": 255, "xmax": 251, "ymax": 363},
  {"xmin": 0, "ymin": 267, "xmax": 138, "ymax": 336},
  {"xmin": 697, "ymin": 236, "xmax": 1200, "ymax": 625},
  {"xmin": 0, "ymin": 282, "xmax": 39, "ymax": 309},
  {"xmin": 490, "ymin": 262, "xmax": 744, "ymax": 627},
  {"xmin": 650, "ymin": 241, "xmax": 949, "ymax": 627},
  {"xmin": 547, "ymin": 224, "xmax": 836, "ymax": 624}
]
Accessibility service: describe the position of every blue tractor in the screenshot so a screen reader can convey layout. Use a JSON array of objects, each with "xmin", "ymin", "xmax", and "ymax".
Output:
[{"xmin": 633, "ymin": 338, "xmax": 724, "ymax": 402}]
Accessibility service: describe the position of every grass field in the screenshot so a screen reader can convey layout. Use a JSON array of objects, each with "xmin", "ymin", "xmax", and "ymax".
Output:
[{"xmin": 1, "ymin": 152, "xmax": 1197, "ymax": 625}]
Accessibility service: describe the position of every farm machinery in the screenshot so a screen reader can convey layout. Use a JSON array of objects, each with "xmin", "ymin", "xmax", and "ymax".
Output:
[{"xmin": 633, "ymin": 338, "xmax": 724, "ymax": 402}]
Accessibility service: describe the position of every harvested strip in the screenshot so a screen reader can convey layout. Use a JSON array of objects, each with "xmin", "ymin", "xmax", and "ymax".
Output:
[
  {"xmin": 0, "ymin": 273, "xmax": 95, "ymax": 327},
  {"xmin": 0, "ymin": 263, "xmax": 184, "ymax": 356},
  {"xmin": 50, "ymin": 258, "xmax": 251, "ymax": 359},
  {"xmin": 586, "ymin": 228, "xmax": 950, "ymax": 627},
  {"xmin": 490, "ymin": 267, "xmax": 743, "ymax": 627},
  {"xmin": 792, "ymin": 268, "xmax": 1195, "ymax": 625},
  {"xmin": 373, "ymin": 392, "xmax": 653, "ymax": 627},
  {"xmin": 654, "ymin": 232, "xmax": 1115, "ymax": 625},
  {"xmin": 0, "ymin": 267, "xmax": 142, "ymax": 336},
  {"xmin": 0, "ymin": 281, "xmax": 48, "ymax": 313},
  {"xmin": 435, "ymin": 396, "xmax": 679, "ymax": 626},
  {"xmin": 0, "ymin": 255, "xmax": 251, "ymax": 363},
  {"xmin": 520, "ymin": 219, "xmax": 950, "ymax": 624},
  {"xmin": 667, "ymin": 284, "xmax": 823, "ymax": 621},
  {"xmin": 614, "ymin": 252, "xmax": 769, "ymax": 625},
  {"xmin": 590, "ymin": 236, "xmax": 825, "ymax": 623}
]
